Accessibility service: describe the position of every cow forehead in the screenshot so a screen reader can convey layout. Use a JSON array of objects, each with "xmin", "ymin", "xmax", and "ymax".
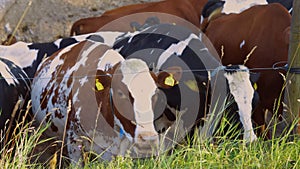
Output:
[{"xmin": 120, "ymin": 59, "xmax": 156, "ymax": 92}]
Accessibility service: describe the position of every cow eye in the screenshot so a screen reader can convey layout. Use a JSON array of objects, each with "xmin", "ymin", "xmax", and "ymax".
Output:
[{"xmin": 117, "ymin": 89, "xmax": 127, "ymax": 99}]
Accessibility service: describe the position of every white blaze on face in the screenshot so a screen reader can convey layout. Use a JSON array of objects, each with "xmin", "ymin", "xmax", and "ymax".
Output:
[
  {"xmin": 222, "ymin": 0, "xmax": 267, "ymax": 14},
  {"xmin": 224, "ymin": 65, "xmax": 257, "ymax": 142},
  {"xmin": 120, "ymin": 59, "xmax": 157, "ymax": 139}
]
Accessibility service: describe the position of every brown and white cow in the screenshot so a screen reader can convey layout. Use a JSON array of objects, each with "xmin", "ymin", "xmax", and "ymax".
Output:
[
  {"xmin": 70, "ymin": 0, "xmax": 208, "ymax": 35},
  {"xmin": 31, "ymin": 40, "xmax": 184, "ymax": 163},
  {"xmin": 201, "ymin": 3, "xmax": 291, "ymax": 137}
]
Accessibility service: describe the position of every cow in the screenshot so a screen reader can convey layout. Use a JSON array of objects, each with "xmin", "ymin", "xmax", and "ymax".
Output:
[
  {"xmin": 30, "ymin": 40, "xmax": 186, "ymax": 164},
  {"xmin": 0, "ymin": 31, "xmax": 126, "ymax": 148},
  {"xmin": 70, "ymin": 0, "xmax": 209, "ymax": 35},
  {"xmin": 201, "ymin": 3, "xmax": 291, "ymax": 137},
  {"xmin": 0, "ymin": 57, "xmax": 31, "ymax": 148},
  {"xmin": 31, "ymin": 24, "xmax": 258, "ymax": 164},
  {"xmin": 69, "ymin": 0, "xmax": 294, "ymax": 36}
]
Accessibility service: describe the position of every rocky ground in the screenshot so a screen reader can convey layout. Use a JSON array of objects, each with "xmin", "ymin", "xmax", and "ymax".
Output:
[{"xmin": 0, "ymin": 0, "xmax": 159, "ymax": 43}]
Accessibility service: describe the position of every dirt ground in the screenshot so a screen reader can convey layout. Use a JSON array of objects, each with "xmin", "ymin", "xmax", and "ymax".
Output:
[{"xmin": 0, "ymin": 0, "xmax": 159, "ymax": 43}]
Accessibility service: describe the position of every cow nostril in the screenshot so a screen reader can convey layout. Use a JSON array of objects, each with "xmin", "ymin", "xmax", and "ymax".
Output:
[
  {"xmin": 138, "ymin": 134, "xmax": 146, "ymax": 142},
  {"xmin": 137, "ymin": 132, "xmax": 158, "ymax": 143}
]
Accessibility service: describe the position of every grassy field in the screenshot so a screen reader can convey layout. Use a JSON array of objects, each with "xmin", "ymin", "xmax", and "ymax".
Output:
[{"xmin": 1, "ymin": 114, "xmax": 299, "ymax": 169}]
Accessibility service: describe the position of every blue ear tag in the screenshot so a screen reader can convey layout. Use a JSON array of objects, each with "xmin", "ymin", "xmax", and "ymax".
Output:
[{"xmin": 119, "ymin": 128, "xmax": 125, "ymax": 138}]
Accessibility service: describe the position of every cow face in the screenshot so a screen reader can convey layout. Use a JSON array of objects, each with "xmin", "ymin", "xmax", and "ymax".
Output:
[
  {"xmin": 92, "ymin": 58, "xmax": 184, "ymax": 155},
  {"xmin": 91, "ymin": 58, "xmax": 182, "ymax": 156}
]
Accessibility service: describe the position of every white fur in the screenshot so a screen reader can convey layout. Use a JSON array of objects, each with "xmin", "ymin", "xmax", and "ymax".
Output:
[
  {"xmin": 224, "ymin": 65, "xmax": 257, "ymax": 142},
  {"xmin": 120, "ymin": 59, "xmax": 158, "ymax": 143},
  {"xmin": 222, "ymin": 0, "xmax": 267, "ymax": 14}
]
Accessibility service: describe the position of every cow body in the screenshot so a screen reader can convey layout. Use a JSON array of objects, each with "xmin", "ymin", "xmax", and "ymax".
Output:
[
  {"xmin": 70, "ymin": 0, "xmax": 293, "ymax": 36},
  {"xmin": 203, "ymin": 3, "xmax": 291, "ymax": 136},
  {"xmin": 31, "ymin": 40, "xmax": 190, "ymax": 163},
  {"xmin": 70, "ymin": 0, "xmax": 208, "ymax": 35},
  {"xmin": 0, "ymin": 31, "xmax": 126, "ymax": 149},
  {"xmin": 0, "ymin": 31, "xmax": 125, "ymax": 79},
  {"xmin": 0, "ymin": 57, "xmax": 30, "ymax": 147}
]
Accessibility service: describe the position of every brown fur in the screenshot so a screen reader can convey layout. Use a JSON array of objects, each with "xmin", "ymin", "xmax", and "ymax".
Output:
[
  {"xmin": 203, "ymin": 4, "xmax": 291, "ymax": 137},
  {"xmin": 70, "ymin": 0, "xmax": 208, "ymax": 35},
  {"xmin": 1, "ymin": 34, "xmax": 17, "ymax": 45}
]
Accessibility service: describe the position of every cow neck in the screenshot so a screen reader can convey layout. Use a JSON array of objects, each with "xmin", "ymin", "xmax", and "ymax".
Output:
[
  {"xmin": 200, "ymin": 13, "xmax": 226, "ymax": 33},
  {"xmin": 108, "ymin": 86, "xmax": 134, "ymax": 138}
]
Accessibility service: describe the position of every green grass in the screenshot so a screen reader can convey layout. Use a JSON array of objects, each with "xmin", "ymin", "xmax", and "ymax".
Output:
[
  {"xmin": 1, "ymin": 116, "xmax": 299, "ymax": 169},
  {"xmin": 77, "ymin": 137, "xmax": 300, "ymax": 169}
]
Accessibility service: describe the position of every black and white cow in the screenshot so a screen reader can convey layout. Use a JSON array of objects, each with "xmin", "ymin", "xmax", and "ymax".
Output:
[
  {"xmin": 0, "ymin": 57, "xmax": 31, "ymax": 147},
  {"xmin": 112, "ymin": 23, "xmax": 258, "ymax": 142}
]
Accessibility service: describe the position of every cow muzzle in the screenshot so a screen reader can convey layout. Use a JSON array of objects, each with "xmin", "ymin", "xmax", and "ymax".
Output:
[{"xmin": 133, "ymin": 130, "xmax": 159, "ymax": 157}]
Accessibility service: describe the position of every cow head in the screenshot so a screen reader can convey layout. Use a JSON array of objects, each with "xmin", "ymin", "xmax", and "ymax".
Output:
[{"xmin": 89, "ymin": 58, "xmax": 182, "ymax": 156}]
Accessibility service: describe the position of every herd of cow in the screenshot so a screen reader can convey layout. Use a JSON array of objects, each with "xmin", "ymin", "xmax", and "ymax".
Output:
[{"xmin": 0, "ymin": 0, "xmax": 294, "ymax": 165}]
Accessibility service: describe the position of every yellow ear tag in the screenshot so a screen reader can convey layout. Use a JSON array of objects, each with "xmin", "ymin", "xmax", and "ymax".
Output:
[
  {"xmin": 164, "ymin": 74, "xmax": 176, "ymax": 86},
  {"xmin": 184, "ymin": 80, "xmax": 199, "ymax": 92},
  {"xmin": 95, "ymin": 79, "xmax": 104, "ymax": 91},
  {"xmin": 253, "ymin": 83, "xmax": 258, "ymax": 91}
]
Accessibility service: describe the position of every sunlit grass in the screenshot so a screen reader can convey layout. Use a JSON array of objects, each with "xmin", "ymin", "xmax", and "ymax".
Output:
[{"xmin": 1, "ymin": 105, "xmax": 300, "ymax": 169}]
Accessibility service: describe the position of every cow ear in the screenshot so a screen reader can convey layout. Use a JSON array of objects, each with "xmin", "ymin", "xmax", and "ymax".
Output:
[
  {"xmin": 94, "ymin": 70, "xmax": 111, "ymax": 91},
  {"xmin": 249, "ymin": 72, "xmax": 260, "ymax": 90},
  {"xmin": 157, "ymin": 66, "xmax": 182, "ymax": 88},
  {"xmin": 249, "ymin": 72, "xmax": 260, "ymax": 83}
]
